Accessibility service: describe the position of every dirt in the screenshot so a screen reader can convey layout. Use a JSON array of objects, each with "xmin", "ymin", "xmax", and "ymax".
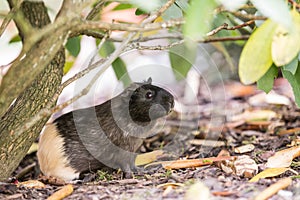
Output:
[{"xmin": 1, "ymin": 79, "xmax": 300, "ymax": 200}]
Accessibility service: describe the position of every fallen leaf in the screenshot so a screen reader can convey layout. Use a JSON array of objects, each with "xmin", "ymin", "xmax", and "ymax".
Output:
[
  {"xmin": 226, "ymin": 83, "xmax": 257, "ymax": 98},
  {"xmin": 230, "ymin": 110, "xmax": 277, "ymax": 122},
  {"xmin": 248, "ymin": 91, "xmax": 291, "ymax": 106},
  {"xmin": 47, "ymin": 184, "xmax": 73, "ymax": 200},
  {"xmin": 254, "ymin": 178, "xmax": 292, "ymax": 200},
  {"xmin": 135, "ymin": 150, "xmax": 164, "ymax": 166},
  {"xmin": 157, "ymin": 182, "xmax": 184, "ymax": 189},
  {"xmin": 27, "ymin": 143, "xmax": 39, "ymax": 155},
  {"xmin": 249, "ymin": 168, "xmax": 291, "ymax": 182},
  {"xmin": 158, "ymin": 156, "xmax": 235, "ymax": 170},
  {"xmin": 212, "ymin": 190, "xmax": 237, "ymax": 197},
  {"xmin": 233, "ymin": 155, "xmax": 258, "ymax": 178},
  {"xmin": 234, "ymin": 144, "xmax": 255, "ymax": 154},
  {"xmin": 189, "ymin": 139, "xmax": 225, "ymax": 147},
  {"xmin": 266, "ymin": 146, "xmax": 300, "ymax": 168},
  {"xmin": 17, "ymin": 180, "xmax": 45, "ymax": 189},
  {"xmin": 277, "ymin": 127, "xmax": 300, "ymax": 136},
  {"xmin": 184, "ymin": 182, "xmax": 210, "ymax": 200}
]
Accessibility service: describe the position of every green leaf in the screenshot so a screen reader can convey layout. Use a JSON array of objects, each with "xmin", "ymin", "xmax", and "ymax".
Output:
[
  {"xmin": 257, "ymin": 64, "xmax": 278, "ymax": 93},
  {"xmin": 272, "ymin": 10, "xmax": 300, "ymax": 66},
  {"xmin": 135, "ymin": 8, "xmax": 147, "ymax": 15},
  {"xmin": 282, "ymin": 66, "xmax": 300, "ymax": 107},
  {"xmin": 239, "ymin": 19, "xmax": 277, "ymax": 84},
  {"xmin": 63, "ymin": 61, "xmax": 74, "ymax": 74},
  {"xmin": 169, "ymin": 41, "xmax": 196, "ymax": 80},
  {"xmin": 99, "ymin": 41, "xmax": 131, "ymax": 86},
  {"xmin": 113, "ymin": 4, "xmax": 134, "ymax": 10},
  {"xmin": 66, "ymin": 36, "xmax": 81, "ymax": 57},
  {"xmin": 9, "ymin": 35, "xmax": 21, "ymax": 43},
  {"xmin": 283, "ymin": 56, "xmax": 299, "ymax": 75},
  {"xmin": 183, "ymin": 0, "xmax": 217, "ymax": 40}
]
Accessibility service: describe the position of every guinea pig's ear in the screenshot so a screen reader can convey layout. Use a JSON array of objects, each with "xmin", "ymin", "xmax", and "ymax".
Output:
[
  {"xmin": 120, "ymin": 82, "xmax": 139, "ymax": 99},
  {"xmin": 145, "ymin": 77, "xmax": 152, "ymax": 84}
]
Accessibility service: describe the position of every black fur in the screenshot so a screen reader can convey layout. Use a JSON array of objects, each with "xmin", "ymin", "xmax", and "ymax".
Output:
[{"xmin": 54, "ymin": 80, "xmax": 174, "ymax": 174}]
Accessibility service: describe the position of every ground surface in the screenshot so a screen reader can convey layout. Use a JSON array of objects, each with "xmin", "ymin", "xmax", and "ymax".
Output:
[{"xmin": 1, "ymin": 79, "xmax": 300, "ymax": 200}]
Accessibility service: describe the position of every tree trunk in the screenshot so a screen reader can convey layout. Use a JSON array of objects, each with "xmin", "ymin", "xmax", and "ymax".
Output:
[{"xmin": 0, "ymin": 1, "xmax": 64, "ymax": 180}]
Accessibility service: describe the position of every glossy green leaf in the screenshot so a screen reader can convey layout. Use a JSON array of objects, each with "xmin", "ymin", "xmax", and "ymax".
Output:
[
  {"xmin": 9, "ymin": 35, "xmax": 21, "ymax": 43},
  {"xmin": 183, "ymin": 0, "xmax": 217, "ymax": 40},
  {"xmin": 257, "ymin": 64, "xmax": 278, "ymax": 93},
  {"xmin": 283, "ymin": 56, "xmax": 299, "ymax": 75},
  {"xmin": 66, "ymin": 36, "xmax": 81, "ymax": 57},
  {"xmin": 99, "ymin": 41, "xmax": 131, "ymax": 86},
  {"xmin": 239, "ymin": 19, "xmax": 277, "ymax": 84},
  {"xmin": 113, "ymin": 4, "xmax": 134, "ymax": 10},
  {"xmin": 169, "ymin": 41, "xmax": 196, "ymax": 80},
  {"xmin": 272, "ymin": 10, "xmax": 300, "ymax": 66},
  {"xmin": 282, "ymin": 66, "xmax": 300, "ymax": 107},
  {"xmin": 251, "ymin": 0, "xmax": 292, "ymax": 29}
]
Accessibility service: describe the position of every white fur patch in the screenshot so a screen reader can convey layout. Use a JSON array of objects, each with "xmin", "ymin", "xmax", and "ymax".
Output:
[{"xmin": 37, "ymin": 124, "xmax": 79, "ymax": 181}]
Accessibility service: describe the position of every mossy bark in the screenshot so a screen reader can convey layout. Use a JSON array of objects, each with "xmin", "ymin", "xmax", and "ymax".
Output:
[{"xmin": 0, "ymin": 1, "xmax": 65, "ymax": 180}]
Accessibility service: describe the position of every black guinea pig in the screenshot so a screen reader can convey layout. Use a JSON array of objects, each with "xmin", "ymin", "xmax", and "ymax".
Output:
[{"xmin": 37, "ymin": 78, "xmax": 174, "ymax": 181}]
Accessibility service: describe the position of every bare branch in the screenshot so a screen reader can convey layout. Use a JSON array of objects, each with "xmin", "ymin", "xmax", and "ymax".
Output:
[
  {"xmin": 86, "ymin": 1, "xmax": 106, "ymax": 20},
  {"xmin": 206, "ymin": 20, "xmax": 254, "ymax": 37},
  {"xmin": 74, "ymin": 18, "xmax": 184, "ymax": 33}
]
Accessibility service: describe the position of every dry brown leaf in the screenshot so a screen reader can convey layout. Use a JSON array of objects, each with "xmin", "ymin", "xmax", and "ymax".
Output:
[
  {"xmin": 249, "ymin": 168, "xmax": 291, "ymax": 182},
  {"xmin": 234, "ymin": 144, "xmax": 255, "ymax": 154},
  {"xmin": 212, "ymin": 191, "xmax": 236, "ymax": 197},
  {"xmin": 226, "ymin": 83, "xmax": 256, "ymax": 98},
  {"xmin": 220, "ymin": 155, "xmax": 258, "ymax": 178},
  {"xmin": 162, "ymin": 156, "xmax": 234, "ymax": 170},
  {"xmin": 18, "ymin": 180, "xmax": 45, "ymax": 189},
  {"xmin": 47, "ymin": 184, "xmax": 73, "ymax": 200},
  {"xmin": 254, "ymin": 178, "xmax": 292, "ymax": 200},
  {"xmin": 157, "ymin": 182, "xmax": 184, "ymax": 189},
  {"xmin": 278, "ymin": 127, "xmax": 300, "ymax": 136},
  {"xmin": 266, "ymin": 146, "xmax": 300, "ymax": 168},
  {"xmin": 135, "ymin": 150, "xmax": 164, "ymax": 166}
]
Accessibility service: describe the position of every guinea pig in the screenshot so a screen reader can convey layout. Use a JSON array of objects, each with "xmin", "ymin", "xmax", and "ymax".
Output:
[{"xmin": 37, "ymin": 78, "xmax": 174, "ymax": 181}]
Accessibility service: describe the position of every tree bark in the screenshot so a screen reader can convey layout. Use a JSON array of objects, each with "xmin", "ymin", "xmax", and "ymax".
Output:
[{"xmin": 0, "ymin": 1, "xmax": 65, "ymax": 180}]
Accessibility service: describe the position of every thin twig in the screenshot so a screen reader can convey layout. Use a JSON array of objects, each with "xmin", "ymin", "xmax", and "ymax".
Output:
[
  {"xmin": 86, "ymin": 1, "xmax": 106, "ymax": 20},
  {"xmin": 206, "ymin": 20, "xmax": 254, "ymax": 36},
  {"xmin": 201, "ymin": 35, "xmax": 249, "ymax": 43},
  {"xmin": 128, "ymin": 35, "xmax": 250, "ymax": 51},
  {"xmin": 0, "ymin": 0, "xmax": 23, "ymax": 37},
  {"xmin": 218, "ymin": 7, "xmax": 267, "ymax": 20}
]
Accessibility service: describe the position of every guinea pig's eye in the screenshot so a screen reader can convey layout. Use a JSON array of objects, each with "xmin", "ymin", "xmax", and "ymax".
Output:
[{"xmin": 145, "ymin": 90, "xmax": 155, "ymax": 99}]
